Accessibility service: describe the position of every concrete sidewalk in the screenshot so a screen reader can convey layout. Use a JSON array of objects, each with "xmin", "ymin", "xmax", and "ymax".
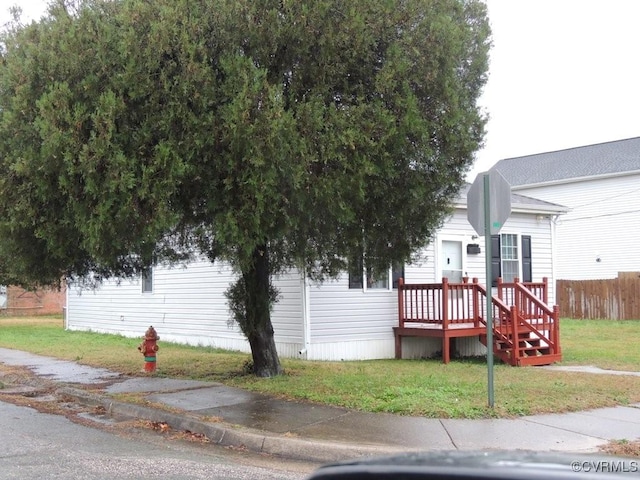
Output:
[{"xmin": 1, "ymin": 347, "xmax": 639, "ymax": 463}]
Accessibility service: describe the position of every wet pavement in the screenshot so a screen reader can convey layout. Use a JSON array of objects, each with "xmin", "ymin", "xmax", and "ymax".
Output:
[
  {"xmin": 0, "ymin": 347, "xmax": 121, "ymax": 383},
  {"xmin": 1, "ymin": 347, "xmax": 640, "ymax": 463}
]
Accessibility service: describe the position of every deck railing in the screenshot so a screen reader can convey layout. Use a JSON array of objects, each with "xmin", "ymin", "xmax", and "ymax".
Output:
[
  {"xmin": 397, "ymin": 277, "xmax": 561, "ymax": 365},
  {"xmin": 397, "ymin": 277, "xmax": 485, "ymax": 329}
]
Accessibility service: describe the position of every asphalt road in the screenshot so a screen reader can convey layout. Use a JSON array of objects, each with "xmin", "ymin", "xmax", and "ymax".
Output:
[{"xmin": 0, "ymin": 399, "xmax": 314, "ymax": 480}]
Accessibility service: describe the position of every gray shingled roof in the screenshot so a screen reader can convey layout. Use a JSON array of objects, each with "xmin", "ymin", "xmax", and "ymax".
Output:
[{"xmin": 491, "ymin": 137, "xmax": 640, "ymax": 187}]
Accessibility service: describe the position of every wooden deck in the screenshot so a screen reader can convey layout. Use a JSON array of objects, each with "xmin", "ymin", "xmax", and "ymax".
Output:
[{"xmin": 394, "ymin": 277, "xmax": 562, "ymax": 366}]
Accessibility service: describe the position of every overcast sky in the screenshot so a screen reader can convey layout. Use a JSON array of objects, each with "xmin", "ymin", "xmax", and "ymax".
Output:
[
  {"xmin": 473, "ymin": 0, "xmax": 640, "ymax": 178},
  {"xmin": 3, "ymin": 1, "xmax": 640, "ymax": 181}
]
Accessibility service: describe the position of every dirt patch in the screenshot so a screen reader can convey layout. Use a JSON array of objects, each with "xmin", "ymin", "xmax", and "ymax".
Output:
[
  {"xmin": 0, "ymin": 364, "xmax": 48, "ymax": 387},
  {"xmin": 0, "ymin": 364, "xmax": 106, "ymax": 422},
  {"xmin": 600, "ymin": 439, "xmax": 640, "ymax": 458},
  {"xmin": 0, "ymin": 364, "xmax": 61, "ymax": 401},
  {"xmin": 0, "ymin": 385, "xmax": 42, "ymax": 396}
]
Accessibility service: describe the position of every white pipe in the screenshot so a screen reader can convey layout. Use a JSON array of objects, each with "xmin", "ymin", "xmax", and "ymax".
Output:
[{"xmin": 300, "ymin": 271, "xmax": 311, "ymax": 359}]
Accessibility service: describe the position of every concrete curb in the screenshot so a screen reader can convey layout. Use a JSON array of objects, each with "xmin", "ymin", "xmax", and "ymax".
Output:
[{"xmin": 56, "ymin": 386, "xmax": 409, "ymax": 463}]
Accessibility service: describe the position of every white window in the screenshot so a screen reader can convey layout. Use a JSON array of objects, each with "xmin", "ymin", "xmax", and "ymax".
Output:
[
  {"xmin": 348, "ymin": 259, "xmax": 404, "ymax": 290},
  {"xmin": 491, "ymin": 234, "xmax": 532, "ymax": 285},
  {"xmin": 500, "ymin": 234, "xmax": 519, "ymax": 283}
]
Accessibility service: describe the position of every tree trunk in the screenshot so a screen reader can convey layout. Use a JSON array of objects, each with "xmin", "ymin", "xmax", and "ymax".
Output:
[{"xmin": 241, "ymin": 244, "xmax": 283, "ymax": 377}]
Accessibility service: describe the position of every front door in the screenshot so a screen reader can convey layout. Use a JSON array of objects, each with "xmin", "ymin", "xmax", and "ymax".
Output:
[{"xmin": 441, "ymin": 240, "xmax": 463, "ymax": 283}]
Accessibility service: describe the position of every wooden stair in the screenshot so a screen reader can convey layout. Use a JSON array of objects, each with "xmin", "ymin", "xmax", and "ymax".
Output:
[
  {"xmin": 480, "ymin": 326, "xmax": 561, "ymax": 366},
  {"xmin": 478, "ymin": 279, "xmax": 562, "ymax": 366}
]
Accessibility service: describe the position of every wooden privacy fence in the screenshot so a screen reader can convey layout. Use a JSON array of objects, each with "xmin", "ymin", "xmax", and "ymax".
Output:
[{"xmin": 557, "ymin": 275, "xmax": 640, "ymax": 320}]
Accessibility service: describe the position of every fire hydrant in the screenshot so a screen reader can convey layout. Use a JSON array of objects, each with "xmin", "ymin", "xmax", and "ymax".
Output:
[{"xmin": 138, "ymin": 326, "xmax": 159, "ymax": 373}]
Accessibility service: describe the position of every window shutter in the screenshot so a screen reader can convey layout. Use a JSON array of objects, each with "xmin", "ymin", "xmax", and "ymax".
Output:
[
  {"xmin": 522, "ymin": 235, "xmax": 532, "ymax": 282},
  {"xmin": 392, "ymin": 262, "xmax": 404, "ymax": 289},
  {"xmin": 142, "ymin": 268, "xmax": 153, "ymax": 293},
  {"xmin": 491, "ymin": 235, "xmax": 501, "ymax": 287},
  {"xmin": 348, "ymin": 256, "xmax": 363, "ymax": 289}
]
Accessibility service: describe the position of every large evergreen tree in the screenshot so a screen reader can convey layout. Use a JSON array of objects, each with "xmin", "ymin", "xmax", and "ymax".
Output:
[{"xmin": 0, "ymin": 0, "xmax": 490, "ymax": 376}]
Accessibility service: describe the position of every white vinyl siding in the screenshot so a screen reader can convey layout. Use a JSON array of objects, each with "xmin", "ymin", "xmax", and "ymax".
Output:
[
  {"xmin": 515, "ymin": 172, "xmax": 640, "ymax": 280},
  {"xmin": 68, "ymin": 260, "xmax": 242, "ymax": 346},
  {"xmin": 433, "ymin": 209, "xmax": 554, "ymax": 294},
  {"xmin": 498, "ymin": 215, "xmax": 554, "ymax": 298},
  {"xmin": 309, "ymin": 276, "xmax": 398, "ymax": 343},
  {"xmin": 66, "ymin": 259, "xmax": 305, "ymax": 356},
  {"xmin": 270, "ymin": 271, "xmax": 305, "ymax": 345}
]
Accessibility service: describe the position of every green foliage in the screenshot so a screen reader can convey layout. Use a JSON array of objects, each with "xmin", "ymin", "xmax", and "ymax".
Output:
[
  {"xmin": 0, "ymin": 0, "xmax": 490, "ymax": 374},
  {"xmin": 0, "ymin": 0, "xmax": 490, "ymax": 281}
]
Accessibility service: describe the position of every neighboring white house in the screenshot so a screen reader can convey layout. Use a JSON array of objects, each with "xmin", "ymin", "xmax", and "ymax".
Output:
[
  {"xmin": 493, "ymin": 137, "xmax": 640, "ymax": 281},
  {"xmin": 66, "ymin": 188, "xmax": 567, "ymax": 361}
]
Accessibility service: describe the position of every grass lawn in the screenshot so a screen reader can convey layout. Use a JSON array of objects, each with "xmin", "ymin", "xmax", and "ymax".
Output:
[
  {"xmin": 560, "ymin": 318, "xmax": 640, "ymax": 370},
  {"xmin": 1, "ymin": 315, "xmax": 639, "ymax": 419}
]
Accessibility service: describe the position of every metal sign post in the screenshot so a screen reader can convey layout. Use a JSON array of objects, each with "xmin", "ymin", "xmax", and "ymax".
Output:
[
  {"xmin": 467, "ymin": 170, "xmax": 511, "ymax": 409},
  {"xmin": 483, "ymin": 174, "xmax": 495, "ymax": 408}
]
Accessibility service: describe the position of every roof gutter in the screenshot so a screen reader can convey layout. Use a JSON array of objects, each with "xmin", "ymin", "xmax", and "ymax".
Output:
[
  {"xmin": 452, "ymin": 200, "xmax": 569, "ymax": 216},
  {"xmin": 508, "ymin": 169, "xmax": 640, "ymax": 190}
]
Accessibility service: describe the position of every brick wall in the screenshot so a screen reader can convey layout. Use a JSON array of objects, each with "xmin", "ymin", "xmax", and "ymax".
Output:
[{"xmin": 2, "ymin": 285, "xmax": 66, "ymax": 316}]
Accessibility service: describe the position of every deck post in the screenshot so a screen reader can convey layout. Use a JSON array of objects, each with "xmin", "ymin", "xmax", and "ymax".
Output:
[
  {"xmin": 542, "ymin": 277, "xmax": 549, "ymax": 304},
  {"xmin": 514, "ymin": 277, "xmax": 520, "ymax": 312},
  {"xmin": 395, "ymin": 278, "xmax": 405, "ymax": 359},
  {"xmin": 442, "ymin": 278, "xmax": 449, "ymax": 363},
  {"xmin": 398, "ymin": 278, "xmax": 405, "ymax": 329},
  {"xmin": 442, "ymin": 277, "xmax": 449, "ymax": 330},
  {"xmin": 553, "ymin": 304, "xmax": 560, "ymax": 354},
  {"xmin": 472, "ymin": 278, "xmax": 480, "ymax": 327},
  {"xmin": 443, "ymin": 334, "xmax": 450, "ymax": 364}
]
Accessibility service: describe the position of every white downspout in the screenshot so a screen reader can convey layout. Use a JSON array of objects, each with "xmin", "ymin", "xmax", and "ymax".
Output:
[
  {"xmin": 550, "ymin": 214, "xmax": 560, "ymax": 305},
  {"xmin": 64, "ymin": 278, "xmax": 69, "ymax": 330},
  {"xmin": 299, "ymin": 271, "xmax": 311, "ymax": 359}
]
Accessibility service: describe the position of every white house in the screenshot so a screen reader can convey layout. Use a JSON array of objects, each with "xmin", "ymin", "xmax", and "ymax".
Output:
[
  {"xmin": 65, "ymin": 188, "xmax": 567, "ymax": 361},
  {"xmin": 493, "ymin": 137, "xmax": 640, "ymax": 281}
]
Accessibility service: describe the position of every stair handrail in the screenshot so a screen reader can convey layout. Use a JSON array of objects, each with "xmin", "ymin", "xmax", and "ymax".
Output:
[
  {"xmin": 474, "ymin": 282, "xmax": 512, "ymax": 317},
  {"xmin": 513, "ymin": 282, "xmax": 560, "ymax": 352},
  {"xmin": 473, "ymin": 282, "xmax": 517, "ymax": 362},
  {"xmin": 514, "ymin": 282, "xmax": 555, "ymax": 315}
]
